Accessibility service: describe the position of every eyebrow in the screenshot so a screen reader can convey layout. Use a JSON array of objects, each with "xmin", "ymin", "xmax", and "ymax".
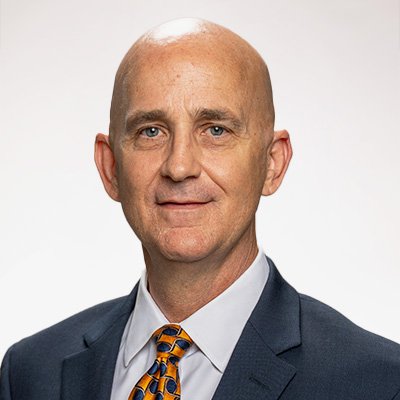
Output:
[
  {"xmin": 124, "ymin": 110, "xmax": 168, "ymax": 135},
  {"xmin": 194, "ymin": 108, "xmax": 245, "ymax": 131}
]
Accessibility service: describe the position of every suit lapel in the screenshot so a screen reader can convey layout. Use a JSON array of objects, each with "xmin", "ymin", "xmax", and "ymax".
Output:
[
  {"xmin": 211, "ymin": 323, "xmax": 297, "ymax": 400},
  {"xmin": 212, "ymin": 258, "xmax": 301, "ymax": 400},
  {"xmin": 61, "ymin": 286, "xmax": 138, "ymax": 400},
  {"xmin": 60, "ymin": 258, "xmax": 300, "ymax": 400}
]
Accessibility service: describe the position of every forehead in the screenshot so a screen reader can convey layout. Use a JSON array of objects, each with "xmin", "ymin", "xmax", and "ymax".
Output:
[{"xmin": 125, "ymin": 43, "xmax": 250, "ymax": 114}]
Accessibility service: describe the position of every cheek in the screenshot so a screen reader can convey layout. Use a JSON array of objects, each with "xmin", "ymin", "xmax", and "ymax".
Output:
[
  {"xmin": 116, "ymin": 162, "xmax": 158, "ymax": 241},
  {"xmin": 207, "ymin": 143, "xmax": 266, "ymax": 182},
  {"xmin": 204, "ymin": 149, "xmax": 266, "ymax": 207},
  {"xmin": 116, "ymin": 157, "xmax": 156, "ymax": 213}
]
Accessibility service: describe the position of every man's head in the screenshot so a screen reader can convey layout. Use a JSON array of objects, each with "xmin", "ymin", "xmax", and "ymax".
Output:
[{"xmin": 95, "ymin": 18, "xmax": 292, "ymax": 265}]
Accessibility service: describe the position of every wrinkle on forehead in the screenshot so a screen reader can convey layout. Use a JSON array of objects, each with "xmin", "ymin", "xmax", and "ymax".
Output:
[{"xmin": 109, "ymin": 19, "xmax": 274, "ymax": 148}]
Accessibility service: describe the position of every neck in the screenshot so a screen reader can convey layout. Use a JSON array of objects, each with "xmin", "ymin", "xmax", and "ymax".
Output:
[{"xmin": 143, "ymin": 227, "xmax": 258, "ymax": 322}]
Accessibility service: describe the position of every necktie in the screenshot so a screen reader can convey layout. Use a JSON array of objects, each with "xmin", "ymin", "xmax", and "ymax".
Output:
[{"xmin": 128, "ymin": 324, "xmax": 193, "ymax": 400}]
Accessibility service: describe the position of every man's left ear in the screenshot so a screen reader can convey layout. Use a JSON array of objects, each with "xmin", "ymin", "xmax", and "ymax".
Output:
[{"xmin": 262, "ymin": 129, "xmax": 293, "ymax": 196}]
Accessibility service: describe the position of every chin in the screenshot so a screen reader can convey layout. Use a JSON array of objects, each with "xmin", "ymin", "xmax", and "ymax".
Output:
[{"xmin": 158, "ymin": 229, "xmax": 218, "ymax": 263}]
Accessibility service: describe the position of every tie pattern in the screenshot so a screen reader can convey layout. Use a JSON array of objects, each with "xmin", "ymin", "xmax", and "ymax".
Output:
[{"xmin": 128, "ymin": 324, "xmax": 193, "ymax": 400}]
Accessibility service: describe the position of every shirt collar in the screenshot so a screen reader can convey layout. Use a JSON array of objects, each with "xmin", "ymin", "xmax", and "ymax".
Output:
[
  {"xmin": 180, "ymin": 249, "xmax": 269, "ymax": 372},
  {"xmin": 123, "ymin": 273, "xmax": 169, "ymax": 367},
  {"xmin": 124, "ymin": 248, "xmax": 269, "ymax": 372}
]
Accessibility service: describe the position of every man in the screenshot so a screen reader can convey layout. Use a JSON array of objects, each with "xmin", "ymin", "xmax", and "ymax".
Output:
[{"xmin": 1, "ymin": 18, "xmax": 399, "ymax": 400}]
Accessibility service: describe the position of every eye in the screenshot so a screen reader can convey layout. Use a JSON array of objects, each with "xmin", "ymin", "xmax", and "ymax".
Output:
[
  {"xmin": 209, "ymin": 126, "xmax": 225, "ymax": 136},
  {"xmin": 141, "ymin": 127, "xmax": 160, "ymax": 138}
]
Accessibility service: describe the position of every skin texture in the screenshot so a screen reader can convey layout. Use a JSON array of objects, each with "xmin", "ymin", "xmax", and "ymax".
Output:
[{"xmin": 95, "ymin": 19, "xmax": 292, "ymax": 322}]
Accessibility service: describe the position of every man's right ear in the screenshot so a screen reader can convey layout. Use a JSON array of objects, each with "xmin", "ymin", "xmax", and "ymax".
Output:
[{"xmin": 94, "ymin": 133, "xmax": 120, "ymax": 202}]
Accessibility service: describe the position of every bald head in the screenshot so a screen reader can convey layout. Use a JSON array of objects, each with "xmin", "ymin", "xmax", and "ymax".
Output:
[{"xmin": 109, "ymin": 18, "xmax": 275, "ymax": 146}]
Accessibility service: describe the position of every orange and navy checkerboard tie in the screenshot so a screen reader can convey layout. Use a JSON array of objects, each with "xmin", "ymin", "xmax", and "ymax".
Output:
[{"xmin": 128, "ymin": 324, "xmax": 193, "ymax": 400}]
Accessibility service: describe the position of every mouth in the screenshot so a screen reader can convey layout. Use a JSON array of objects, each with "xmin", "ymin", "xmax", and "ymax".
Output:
[{"xmin": 157, "ymin": 201, "xmax": 210, "ymax": 210}]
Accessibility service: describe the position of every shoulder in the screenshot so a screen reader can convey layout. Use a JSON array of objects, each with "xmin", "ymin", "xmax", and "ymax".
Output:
[
  {"xmin": 0, "ymin": 296, "xmax": 131, "ymax": 398},
  {"xmin": 287, "ymin": 293, "xmax": 400, "ymax": 396},
  {"xmin": 2, "ymin": 296, "xmax": 127, "ymax": 373},
  {"xmin": 298, "ymin": 293, "xmax": 400, "ymax": 355}
]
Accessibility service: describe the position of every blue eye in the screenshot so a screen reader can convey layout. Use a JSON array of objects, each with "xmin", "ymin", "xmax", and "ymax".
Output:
[
  {"xmin": 143, "ymin": 127, "xmax": 159, "ymax": 137},
  {"xmin": 209, "ymin": 126, "xmax": 224, "ymax": 136}
]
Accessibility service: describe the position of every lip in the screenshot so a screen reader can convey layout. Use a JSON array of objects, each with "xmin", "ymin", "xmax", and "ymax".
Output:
[{"xmin": 157, "ymin": 201, "xmax": 210, "ymax": 210}]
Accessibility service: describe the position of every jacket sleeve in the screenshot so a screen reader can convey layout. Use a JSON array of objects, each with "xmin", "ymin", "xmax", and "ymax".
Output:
[{"xmin": 0, "ymin": 346, "xmax": 14, "ymax": 400}]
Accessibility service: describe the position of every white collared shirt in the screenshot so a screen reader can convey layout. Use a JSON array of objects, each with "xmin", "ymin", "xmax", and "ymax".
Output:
[{"xmin": 110, "ymin": 250, "xmax": 269, "ymax": 400}]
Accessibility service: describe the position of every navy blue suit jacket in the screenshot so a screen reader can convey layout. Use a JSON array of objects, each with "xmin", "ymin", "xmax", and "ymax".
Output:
[{"xmin": 1, "ymin": 258, "xmax": 400, "ymax": 399}]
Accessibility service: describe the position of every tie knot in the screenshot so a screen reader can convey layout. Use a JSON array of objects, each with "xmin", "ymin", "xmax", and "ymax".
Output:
[{"xmin": 153, "ymin": 324, "xmax": 193, "ymax": 362}]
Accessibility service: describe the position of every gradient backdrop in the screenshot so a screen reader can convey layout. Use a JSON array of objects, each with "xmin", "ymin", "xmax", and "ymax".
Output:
[{"xmin": 1, "ymin": 0, "xmax": 399, "ymax": 360}]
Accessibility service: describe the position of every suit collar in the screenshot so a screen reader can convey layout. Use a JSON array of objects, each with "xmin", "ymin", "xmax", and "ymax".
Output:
[
  {"xmin": 212, "ymin": 257, "xmax": 301, "ymax": 400},
  {"xmin": 250, "ymin": 257, "xmax": 301, "ymax": 354},
  {"xmin": 83, "ymin": 286, "xmax": 139, "ymax": 347},
  {"xmin": 61, "ymin": 285, "xmax": 138, "ymax": 400}
]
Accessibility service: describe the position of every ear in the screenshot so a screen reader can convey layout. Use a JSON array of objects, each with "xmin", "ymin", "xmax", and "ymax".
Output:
[
  {"xmin": 262, "ymin": 129, "xmax": 292, "ymax": 196},
  {"xmin": 94, "ymin": 133, "xmax": 120, "ymax": 202}
]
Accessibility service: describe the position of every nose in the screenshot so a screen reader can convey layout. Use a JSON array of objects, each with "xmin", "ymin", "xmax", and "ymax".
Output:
[{"xmin": 160, "ymin": 130, "xmax": 201, "ymax": 182}]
